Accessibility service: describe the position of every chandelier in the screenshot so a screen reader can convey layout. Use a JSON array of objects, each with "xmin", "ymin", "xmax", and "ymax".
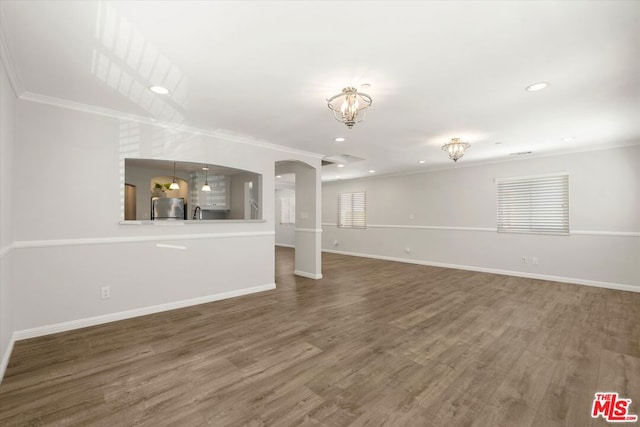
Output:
[
  {"xmin": 441, "ymin": 138, "xmax": 470, "ymax": 162},
  {"xmin": 326, "ymin": 87, "xmax": 372, "ymax": 129}
]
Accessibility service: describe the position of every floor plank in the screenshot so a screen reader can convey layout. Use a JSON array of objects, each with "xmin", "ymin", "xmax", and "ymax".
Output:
[{"xmin": 1, "ymin": 247, "xmax": 638, "ymax": 426}]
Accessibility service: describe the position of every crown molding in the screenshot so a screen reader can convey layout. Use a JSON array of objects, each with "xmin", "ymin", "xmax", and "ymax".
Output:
[
  {"xmin": 12, "ymin": 230, "xmax": 275, "ymax": 250},
  {"xmin": 18, "ymin": 91, "xmax": 325, "ymax": 160},
  {"xmin": 321, "ymin": 223, "xmax": 639, "ymax": 237},
  {"xmin": 324, "ymin": 140, "xmax": 640, "ymax": 184},
  {"xmin": 0, "ymin": 23, "xmax": 24, "ymax": 96}
]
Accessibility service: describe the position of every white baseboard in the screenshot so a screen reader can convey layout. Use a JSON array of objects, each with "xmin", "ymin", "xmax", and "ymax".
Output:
[
  {"xmin": 322, "ymin": 249, "xmax": 639, "ymax": 293},
  {"xmin": 275, "ymin": 243, "xmax": 295, "ymax": 248},
  {"xmin": 11, "ymin": 284, "xmax": 276, "ymax": 343},
  {"xmin": 294, "ymin": 270, "xmax": 323, "ymax": 280},
  {"xmin": 0, "ymin": 335, "xmax": 16, "ymax": 385},
  {"xmin": 1, "ymin": 283, "xmax": 276, "ymax": 383}
]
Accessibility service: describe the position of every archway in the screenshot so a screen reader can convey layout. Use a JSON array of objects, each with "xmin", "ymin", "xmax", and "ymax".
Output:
[{"xmin": 275, "ymin": 160, "xmax": 322, "ymax": 279}]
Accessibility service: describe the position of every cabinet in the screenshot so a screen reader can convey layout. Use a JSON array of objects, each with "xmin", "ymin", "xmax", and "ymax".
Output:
[
  {"xmin": 189, "ymin": 172, "xmax": 230, "ymax": 210},
  {"xmin": 124, "ymin": 184, "xmax": 137, "ymax": 220}
]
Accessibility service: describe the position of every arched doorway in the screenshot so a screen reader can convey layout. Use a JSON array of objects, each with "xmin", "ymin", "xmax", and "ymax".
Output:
[{"xmin": 275, "ymin": 160, "xmax": 322, "ymax": 279}]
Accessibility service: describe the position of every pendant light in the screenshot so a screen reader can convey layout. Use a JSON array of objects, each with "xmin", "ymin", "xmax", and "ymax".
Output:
[
  {"xmin": 201, "ymin": 166, "xmax": 211, "ymax": 192},
  {"xmin": 441, "ymin": 138, "xmax": 471, "ymax": 162},
  {"xmin": 326, "ymin": 86, "xmax": 373, "ymax": 129},
  {"xmin": 169, "ymin": 162, "xmax": 180, "ymax": 190}
]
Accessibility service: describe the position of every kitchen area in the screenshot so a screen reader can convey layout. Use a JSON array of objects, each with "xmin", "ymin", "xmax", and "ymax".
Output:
[{"xmin": 123, "ymin": 159, "xmax": 262, "ymax": 222}]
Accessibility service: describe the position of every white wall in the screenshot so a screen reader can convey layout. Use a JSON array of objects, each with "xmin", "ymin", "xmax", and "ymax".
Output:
[
  {"xmin": 322, "ymin": 145, "xmax": 640, "ymax": 290},
  {"xmin": 1, "ymin": 97, "xmax": 321, "ymax": 379},
  {"xmin": 0, "ymin": 57, "xmax": 17, "ymax": 378}
]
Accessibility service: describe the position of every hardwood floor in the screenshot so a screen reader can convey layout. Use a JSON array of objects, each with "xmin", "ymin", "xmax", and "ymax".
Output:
[{"xmin": 1, "ymin": 247, "xmax": 638, "ymax": 426}]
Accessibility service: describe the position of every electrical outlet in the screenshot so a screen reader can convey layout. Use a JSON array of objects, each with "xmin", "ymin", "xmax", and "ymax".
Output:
[
  {"xmin": 521, "ymin": 256, "xmax": 528, "ymax": 264},
  {"xmin": 101, "ymin": 286, "xmax": 111, "ymax": 299},
  {"xmin": 405, "ymin": 247, "xmax": 411, "ymax": 254},
  {"xmin": 333, "ymin": 240, "xmax": 339, "ymax": 246},
  {"xmin": 532, "ymin": 257, "xmax": 539, "ymax": 265}
]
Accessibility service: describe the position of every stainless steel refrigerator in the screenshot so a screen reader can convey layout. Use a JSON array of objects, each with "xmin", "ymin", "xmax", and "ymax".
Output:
[{"xmin": 151, "ymin": 197, "xmax": 185, "ymax": 220}]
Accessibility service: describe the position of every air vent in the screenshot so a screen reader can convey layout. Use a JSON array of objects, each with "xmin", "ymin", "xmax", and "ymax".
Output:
[
  {"xmin": 323, "ymin": 154, "xmax": 366, "ymax": 165},
  {"xmin": 510, "ymin": 151, "xmax": 533, "ymax": 156}
]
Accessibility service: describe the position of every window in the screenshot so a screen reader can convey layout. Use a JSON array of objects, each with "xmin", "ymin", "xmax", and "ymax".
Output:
[
  {"xmin": 496, "ymin": 173, "xmax": 569, "ymax": 234},
  {"xmin": 338, "ymin": 191, "xmax": 366, "ymax": 228},
  {"xmin": 279, "ymin": 191, "xmax": 295, "ymax": 224}
]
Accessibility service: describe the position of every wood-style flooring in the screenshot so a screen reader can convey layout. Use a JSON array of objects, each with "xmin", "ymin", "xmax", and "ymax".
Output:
[{"xmin": 1, "ymin": 247, "xmax": 639, "ymax": 426}]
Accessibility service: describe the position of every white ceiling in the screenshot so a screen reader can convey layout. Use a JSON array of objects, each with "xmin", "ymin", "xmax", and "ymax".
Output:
[{"xmin": 2, "ymin": 1, "xmax": 639, "ymax": 181}]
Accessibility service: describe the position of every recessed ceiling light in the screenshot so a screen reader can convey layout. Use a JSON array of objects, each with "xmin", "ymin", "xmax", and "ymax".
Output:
[
  {"xmin": 418, "ymin": 160, "xmax": 426, "ymax": 164},
  {"xmin": 563, "ymin": 137, "xmax": 576, "ymax": 142},
  {"xmin": 336, "ymin": 176, "xmax": 341, "ymax": 179},
  {"xmin": 337, "ymin": 164, "xmax": 345, "ymax": 168},
  {"xmin": 276, "ymin": 175, "xmax": 282, "ymax": 178},
  {"xmin": 334, "ymin": 137, "xmax": 345, "ymax": 142},
  {"xmin": 525, "ymin": 82, "xmax": 549, "ymax": 92},
  {"xmin": 149, "ymin": 85, "xmax": 170, "ymax": 95},
  {"xmin": 202, "ymin": 167, "xmax": 209, "ymax": 171},
  {"xmin": 369, "ymin": 170, "xmax": 375, "ymax": 173}
]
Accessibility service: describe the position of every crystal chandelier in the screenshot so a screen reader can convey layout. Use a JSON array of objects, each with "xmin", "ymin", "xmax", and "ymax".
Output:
[
  {"xmin": 441, "ymin": 138, "xmax": 471, "ymax": 162},
  {"xmin": 326, "ymin": 87, "xmax": 372, "ymax": 129}
]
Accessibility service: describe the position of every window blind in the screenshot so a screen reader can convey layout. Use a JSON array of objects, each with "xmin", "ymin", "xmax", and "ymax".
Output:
[
  {"xmin": 496, "ymin": 173, "xmax": 569, "ymax": 234},
  {"xmin": 280, "ymin": 196, "xmax": 295, "ymax": 224},
  {"xmin": 338, "ymin": 191, "xmax": 366, "ymax": 228},
  {"xmin": 277, "ymin": 189, "xmax": 295, "ymax": 224}
]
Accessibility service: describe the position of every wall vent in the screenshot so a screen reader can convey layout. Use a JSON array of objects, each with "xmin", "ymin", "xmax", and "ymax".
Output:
[{"xmin": 323, "ymin": 154, "xmax": 366, "ymax": 165}]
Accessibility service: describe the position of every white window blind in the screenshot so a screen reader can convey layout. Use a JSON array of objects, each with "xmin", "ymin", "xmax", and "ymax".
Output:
[
  {"xmin": 497, "ymin": 173, "xmax": 569, "ymax": 235},
  {"xmin": 279, "ymin": 193, "xmax": 295, "ymax": 224},
  {"xmin": 338, "ymin": 192, "xmax": 366, "ymax": 228}
]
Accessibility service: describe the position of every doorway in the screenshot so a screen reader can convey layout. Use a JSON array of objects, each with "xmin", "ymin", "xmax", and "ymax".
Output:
[{"xmin": 274, "ymin": 160, "xmax": 322, "ymax": 280}]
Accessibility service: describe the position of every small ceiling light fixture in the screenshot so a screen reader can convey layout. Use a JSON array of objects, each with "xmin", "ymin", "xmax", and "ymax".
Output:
[
  {"xmin": 169, "ymin": 162, "xmax": 180, "ymax": 189},
  {"xmin": 276, "ymin": 175, "xmax": 282, "ymax": 179},
  {"xmin": 337, "ymin": 164, "xmax": 345, "ymax": 168},
  {"xmin": 327, "ymin": 86, "xmax": 372, "ymax": 129},
  {"xmin": 334, "ymin": 137, "xmax": 346, "ymax": 142},
  {"xmin": 525, "ymin": 82, "xmax": 549, "ymax": 92},
  {"xmin": 418, "ymin": 160, "xmax": 426, "ymax": 164},
  {"xmin": 369, "ymin": 170, "xmax": 375, "ymax": 173},
  {"xmin": 201, "ymin": 165, "xmax": 211, "ymax": 192},
  {"xmin": 149, "ymin": 85, "xmax": 171, "ymax": 95},
  {"xmin": 563, "ymin": 137, "xmax": 576, "ymax": 142},
  {"xmin": 441, "ymin": 137, "xmax": 471, "ymax": 162}
]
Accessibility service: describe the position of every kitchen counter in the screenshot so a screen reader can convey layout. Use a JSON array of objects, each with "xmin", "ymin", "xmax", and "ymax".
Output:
[{"xmin": 119, "ymin": 219, "xmax": 266, "ymax": 225}]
